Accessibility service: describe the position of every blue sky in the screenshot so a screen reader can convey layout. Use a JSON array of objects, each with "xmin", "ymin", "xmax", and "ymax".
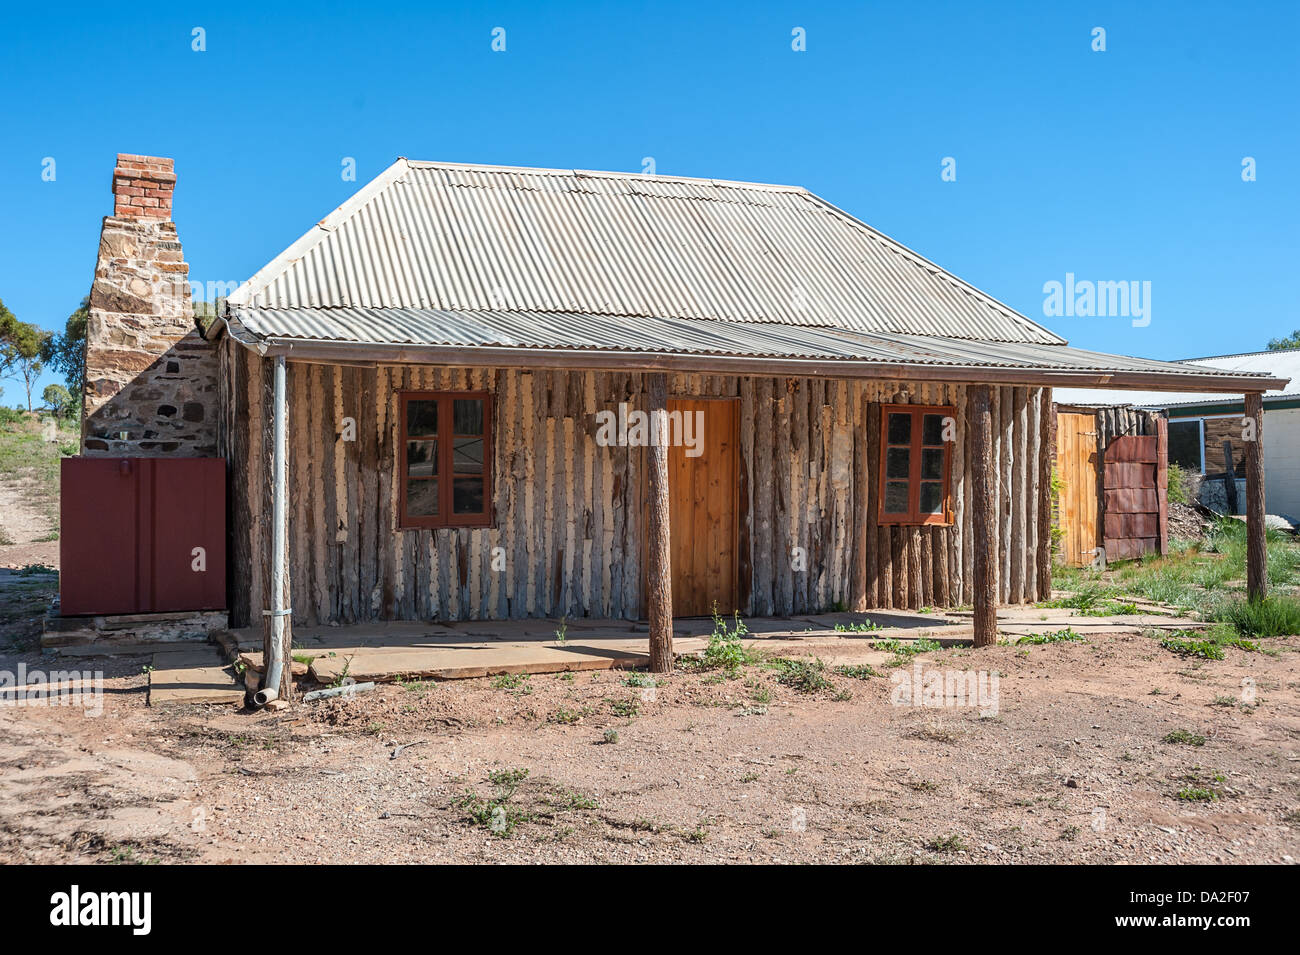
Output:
[{"xmin": 2, "ymin": 0, "xmax": 1297, "ymax": 404}]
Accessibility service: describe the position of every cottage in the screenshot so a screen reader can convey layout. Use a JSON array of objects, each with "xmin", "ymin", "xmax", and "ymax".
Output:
[{"xmin": 79, "ymin": 155, "xmax": 1287, "ymax": 698}]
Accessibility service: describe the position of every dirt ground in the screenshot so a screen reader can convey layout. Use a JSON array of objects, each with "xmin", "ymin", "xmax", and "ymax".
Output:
[
  {"xmin": 0, "ymin": 474, "xmax": 58, "ymax": 570},
  {"xmin": 2, "ymin": 628, "xmax": 1297, "ymax": 864}
]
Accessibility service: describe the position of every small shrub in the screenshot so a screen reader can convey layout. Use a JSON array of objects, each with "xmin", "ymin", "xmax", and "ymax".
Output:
[
  {"xmin": 833, "ymin": 663, "xmax": 878, "ymax": 680},
  {"xmin": 692, "ymin": 605, "xmax": 760, "ymax": 676},
  {"xmin": 871, "ymin": 636, "xmax": 942, "ymax": 665},
  {"xmin": 608, "ymin": 697, "xmax": 640, "ymax": 718},
  {"xmin": 492, "ymin": 672, "xmax": 531, "ymax": 691},
  {"xmin": 926, "ymin": 834, "xmax": 967, "ymax": 853},
  {"xmin": 601, "ymin": 729, "xmax": 619, "ymax": 744},
  {"xmin": 1162, "ymin": 729, "xmax": 1206, "ymax": 746},
  {"xmin": 1176, "ymin": 787, "xmax": 1218, "ymax": 802},
  {"xmin": 767, "ymin": 656, "xmax": 832, "ymax": 694},
  {"xmin": 1212, "ymin": 594, "xmax": 1300, "ymax": 638},
  {"xmin": 1166, "ymin": 464, "xmax": 1190, "ymax": 505},
  {"xmin": 1159, "ymin": 634, "xmax": 1225, "ymax": 660},
  {"xmin": 833, "ymin": 620, "xmax": 882, "ymax": 633},
  {"xmin": 1017, "ymin": 627, "xmax": 1085, "ymax": 646}
]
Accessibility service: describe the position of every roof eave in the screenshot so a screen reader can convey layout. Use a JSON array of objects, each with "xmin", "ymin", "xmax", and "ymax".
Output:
[{"xmin": 232, "ymin": 336, "xmax": 1288, "ymax": 392}]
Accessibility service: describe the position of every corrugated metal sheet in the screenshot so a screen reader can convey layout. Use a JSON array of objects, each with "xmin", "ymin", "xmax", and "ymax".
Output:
[
  {"xmin": 1055, "ymin": 348, "xmax": 1300, "ymax": 407},
  {"xmin": 226, "ymin": 305, "xmax": 1272, "ymax": 381},
  {"xmin": 227, "ymin": 159, "xmax": 1063, "ymax": 345}
]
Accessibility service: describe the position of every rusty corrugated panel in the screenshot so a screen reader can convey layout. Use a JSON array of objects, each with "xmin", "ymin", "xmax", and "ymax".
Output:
[
  {"xmin": 59, "ymin": 458, "xmax": 226, "ymax": 616},
  {"xmin": 1105, "ymin": 487, "xmax": 1159, "ymax": 514},
  {"xmin": 1105, "ymin": 435, "xmax": 1159, "ymax": 463}
]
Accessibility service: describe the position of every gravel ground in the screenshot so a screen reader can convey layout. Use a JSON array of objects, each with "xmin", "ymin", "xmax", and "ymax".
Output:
[{"xmin": 1, "ymin": 629, "xmax": 1297, "ymax": 864}]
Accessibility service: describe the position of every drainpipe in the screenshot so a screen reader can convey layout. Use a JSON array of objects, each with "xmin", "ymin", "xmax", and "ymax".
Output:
[{"xmin": 253, "ymin": 355, "xmax": 288, "ymax": 707}]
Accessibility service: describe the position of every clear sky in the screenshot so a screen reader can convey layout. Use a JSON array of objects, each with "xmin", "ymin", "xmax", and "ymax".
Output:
[{"xmin": 3, "ymin": 0, "xmax": 1297, "ymax": 404}]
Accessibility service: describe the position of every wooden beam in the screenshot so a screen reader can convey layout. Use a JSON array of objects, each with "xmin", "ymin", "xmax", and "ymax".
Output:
[
  {"xmin": 1245, "ymin": 392, "xmax": 1266, "ymax": 601},
  {"xmin": 969, "ymin": 385, "xmax": 997, "ymax": 646},
  {"xmin": 850, "ymin": 387, "xmax": 869, "ymax": 610},
  {"xmin": 646, "ymin": 372, "xmax": 674, "ymax": 671},
  {"xmin": 251, "ymin": 337, "xmax": 1289, "ymax": 394}
]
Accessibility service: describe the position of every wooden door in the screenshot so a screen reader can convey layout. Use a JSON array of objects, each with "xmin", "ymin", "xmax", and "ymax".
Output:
[
  {"xmin": 668, "ymin": 397, "xmax": 739, "ymax": 616},
  {"xmin": 1056, "ymin": 412, "xmax": 1100, "ymax": 568}
]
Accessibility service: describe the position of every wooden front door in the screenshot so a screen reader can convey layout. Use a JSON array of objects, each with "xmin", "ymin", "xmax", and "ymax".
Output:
[
  {"xmin": 667, "ymin": 397, "xmax": 739, "ymax": 616},
  {"xmin": 1056, "ymin": 412, "xmax": 1100, "ymax": 567}
]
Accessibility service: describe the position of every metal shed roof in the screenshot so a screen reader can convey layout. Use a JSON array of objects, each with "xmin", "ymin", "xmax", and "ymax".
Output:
[
  {"xmin": 218, "ymin": 159, "xmax": 1287, "ymax": 394},
  {"xmin": 226, "ymin": 159, "xmax": 1062, "ymax": 345},
  {"xmin": 1055, "ymin": 348, "xmax": 1300, "ymax": 407}
]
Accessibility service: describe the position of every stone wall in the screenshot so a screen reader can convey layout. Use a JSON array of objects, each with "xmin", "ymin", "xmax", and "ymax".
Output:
[{"xmin": 82, "ymin": 154, "xmax": 219, "ymax": 456}]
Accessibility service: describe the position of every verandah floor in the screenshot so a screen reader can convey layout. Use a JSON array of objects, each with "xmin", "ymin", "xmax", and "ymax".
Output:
[{"xmin": 143, "ymin": 603, "xmax": 1207, "ymax": 704}]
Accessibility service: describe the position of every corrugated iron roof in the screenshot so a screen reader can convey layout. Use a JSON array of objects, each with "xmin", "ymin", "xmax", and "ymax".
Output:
[
  {"xmin": 226, "ymin": 159, "xmax": 1063, "ymax": 345},
  {"xmin": 1055, "ymin": 348, "xmax": 1300, "ymax": 407},
  {"xmin": 219, "ymin": 159, "xmax": 1286, "ymax": 394}
]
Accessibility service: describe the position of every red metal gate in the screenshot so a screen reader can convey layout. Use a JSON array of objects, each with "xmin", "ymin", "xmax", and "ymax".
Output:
[
  {"xmin": 60, "ymin": 458, "xmax": 226, "ymax": 616},
  {"xmin": 1102, "ymin": 426, "xmax": 1169, "ymax": 561}
]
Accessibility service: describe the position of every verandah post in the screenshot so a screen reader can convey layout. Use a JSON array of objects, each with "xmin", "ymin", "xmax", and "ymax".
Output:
[
  {"xmin": 1245, "ymin": 391, "xmax": 1266, "ymax": 602},
  {"xmin": 646, "ymin": 371, "xmax": 675, "ymax": 672},
  {"xmin": 969, "ymin": 384, "xmax": 998, "ymax": 647}
]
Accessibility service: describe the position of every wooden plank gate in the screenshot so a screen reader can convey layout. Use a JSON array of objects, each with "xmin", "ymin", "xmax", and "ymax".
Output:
[{"xmin": 1056, "ymin": 412, "xmax": 1100, "ymax": 568}]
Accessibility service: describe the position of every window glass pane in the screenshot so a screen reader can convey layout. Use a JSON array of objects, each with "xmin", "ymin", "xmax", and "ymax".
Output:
[
  {"xmin": 1168, "ymin": 420, "xmax": 1201, "ymax": 471},
  {"xmin": 920, "ymin": 481, "xmax": 943, "ymax": 514},
  {"xmin": 884, "ymin": 481, "xmax": 910, "ymax": 514},
  {"xmin": 453, "ymin": 436, "xmax": 483, "ymax": 474},
  {"xmin": 407, "ymin": 440, "xmax": 437, "ymax": 477},
  {"xmin": 453, "ymin": 399, "xmax": 484, "ymax": 435},
  {"xmin": 922, "ymin": 413, "xmax": 946, "ymax": 446},
  {"xmin": 406, "ymin": 400, "xmax": 438, "ymax": 436},
  {"xmin": 453, "ymin": 476, "xmax": 485, "ymax": 514},
  {"xmin": 406, "ymin": 478, "xmax": 438, "ymax": 516},
  {"xmin": 887, "ymin": 412, "xmax": 911, "ymax": 445},
  {"xmin": 921, "ymin": 447, "xmax": 945, "ymax": 480},
  {"xmin": 886, "ymin": 447, "xmax": 911, "ymax": 479}
]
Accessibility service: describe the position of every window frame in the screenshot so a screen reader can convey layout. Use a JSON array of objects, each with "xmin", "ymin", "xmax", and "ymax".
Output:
[
  {"xmin": 877, "ymin": 403, "xmax": 956, "ymax": 526},
  {"xmin": 397, "ymin": 390, "xmax": 493, "ymax": 530}
]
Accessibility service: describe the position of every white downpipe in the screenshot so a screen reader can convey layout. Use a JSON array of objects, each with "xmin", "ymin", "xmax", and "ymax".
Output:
[{"xmin": 254, "ymin": 355, "xmax": 288, "ymax": 707}]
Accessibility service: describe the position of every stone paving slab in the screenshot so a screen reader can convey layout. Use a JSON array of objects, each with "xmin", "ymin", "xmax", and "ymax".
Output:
[{"xmin": 147, "ymin": 648, "xmax": 245, "ymax": 706}]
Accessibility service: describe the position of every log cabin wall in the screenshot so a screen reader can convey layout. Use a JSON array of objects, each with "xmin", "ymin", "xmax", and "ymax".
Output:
[{"xmin": 223, "ymin": 341, "xmax": 1053, "ymax": 626}]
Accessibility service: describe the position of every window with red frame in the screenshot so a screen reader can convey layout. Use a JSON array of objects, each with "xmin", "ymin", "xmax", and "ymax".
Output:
[
  {"xmin": 399, "ymin": 392, "xmax": 492, "ymax": 529},
  {"xmin": 878, "ymin": 404, "xmax": 955, "ymax": 525}
]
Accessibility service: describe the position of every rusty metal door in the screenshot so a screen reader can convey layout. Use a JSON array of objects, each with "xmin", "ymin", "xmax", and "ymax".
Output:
[
  {"xmin": 60, "ymin": 457, "xmax": 226, "ymax": 616},
  {"xmin": 1103, "ymin": 433, "xmax": 1166, "ymax": 561},
  {"xmin": 1056, "ymin": 412, "xmax": 1100, "ymax": 568}
]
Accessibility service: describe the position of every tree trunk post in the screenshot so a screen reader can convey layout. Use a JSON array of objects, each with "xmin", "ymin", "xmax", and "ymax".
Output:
[
  {"xmin": 969, "ymin": 385, "xmax": 998, "ymax": 647},
  {"xmin": 1245, "ymin": 392, "xmax": 1266, "ymax": 602},
  {"xmin": 646, "ymin": 372, "xmax": 675, "ymax": 672}
]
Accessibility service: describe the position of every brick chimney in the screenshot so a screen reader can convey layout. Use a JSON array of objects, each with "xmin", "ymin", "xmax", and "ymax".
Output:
[
  {"xmin": 82, "ymin": 154, "xmax": 218, "ymax": 456},
  {"xmin": 112, "ymin": 154, "xmax": 177, "ymax": 219}
]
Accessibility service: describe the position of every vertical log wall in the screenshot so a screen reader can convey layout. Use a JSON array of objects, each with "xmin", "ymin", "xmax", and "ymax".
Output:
[{"xmin": 224, "ymin": 342, "xmax": 1052, "ymax": 626}]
